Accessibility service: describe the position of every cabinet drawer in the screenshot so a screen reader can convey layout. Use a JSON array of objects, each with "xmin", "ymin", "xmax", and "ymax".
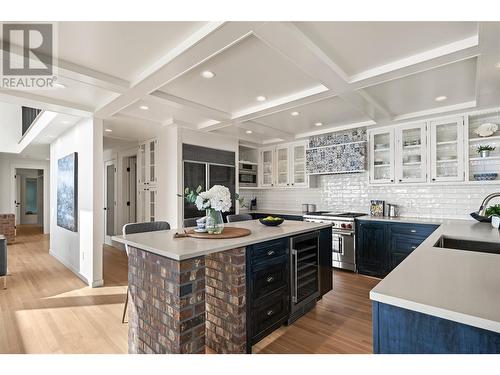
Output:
[
  {"xmin": 390, "ymin": 234, "xmax": 426, "ymax": 255},
  {"xmin": 389, "ymin": 223, "xmax": 438, "ymax": 238},
  {"xmin": 251, "ymin": 288, "xmax": 288, "ymax": 340},
  {"xmin": 250, "ymin": 239, "xmax": 288, "ymax": 266},
  {"xmin": 250, "ymin": 260, "xmax": 288, "ymax": 299}
]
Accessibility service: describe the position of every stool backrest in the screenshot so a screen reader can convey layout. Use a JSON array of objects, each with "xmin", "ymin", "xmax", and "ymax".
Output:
[
  {"xmin": 122, "ymin": 221, "xmax": 170, "ymax": 255},
  {"xmin": 226, "ymin": 214, "xmax": 253, "ymax": 223}
]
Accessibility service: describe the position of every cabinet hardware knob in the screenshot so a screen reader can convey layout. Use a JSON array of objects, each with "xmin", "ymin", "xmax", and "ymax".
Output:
[
  {"xmin": 410, "ymin": 229, "xmax": 417, "ymax": 233},
  {"xmin": 432, "ymin": 178, "xmax": 436, "ymax": 181},
  {"xmin": 390, "ymin": 179, "xmax": 394, "ymax": 182},
  {"xmin": 267, "ymin": 250, "xmax": 275, "ymax": 256},
  {"xmin": 266, "ymin": 309, "xmax": 274, "ymax": 316},
  {"xmin": 266, "ymin": 276, "xmax": 274, "ymax": 283},
  {"xmin": 399, "ymin": 179, "xmax": 402, "ymax": 182}
]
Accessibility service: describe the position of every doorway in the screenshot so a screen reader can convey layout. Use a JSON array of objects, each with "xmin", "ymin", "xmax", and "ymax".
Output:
[
  {"xmin": 104, "ymin": 160, "xmax": 117, "ymax": 245},
  {"xmin": 15, "ymin": 168, "xmax": 44, "ymax": 227},
  {"xmin": 123, "ymin": 155, "xmax": 137, "ymax": 225}
]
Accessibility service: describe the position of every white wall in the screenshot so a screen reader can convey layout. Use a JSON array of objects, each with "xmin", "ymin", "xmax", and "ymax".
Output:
[
  {"xmin": 239, "ymin": 173, "xmax": 500, "ymax": 220},
  {"xmin": 50, "ymin": 117, "xmax": 104, "ymax": 287},
  {"xmin": 0, "ymin": 155, "xmax": 50, "ymax": 233},
  {"xmin": 0, "ymin": 102, "xmax": 22, "ymax": 153}
]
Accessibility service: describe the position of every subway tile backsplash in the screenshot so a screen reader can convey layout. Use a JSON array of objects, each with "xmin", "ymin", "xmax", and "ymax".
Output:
[{"xmin": 239, "ymin": 173, "xmax": 500, "ymax": 220}]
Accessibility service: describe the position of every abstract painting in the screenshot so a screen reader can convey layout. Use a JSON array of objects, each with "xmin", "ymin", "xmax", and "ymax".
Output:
[{"xmin": 57, "ymin": 152, "xmax": 78, "ymax": 231}]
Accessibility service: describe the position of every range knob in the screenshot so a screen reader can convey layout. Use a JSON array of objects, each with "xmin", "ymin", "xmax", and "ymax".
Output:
[
  {"xmin": 346, "ymin": 223, "xmax": 352, "ymax": 229},
  {"xmin": 341, "ymin": 223, "xmax": 346, "ymax": 228}
]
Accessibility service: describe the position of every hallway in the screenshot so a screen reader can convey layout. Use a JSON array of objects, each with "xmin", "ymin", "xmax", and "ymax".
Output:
[{"xmin": 0, "ymin": 226, "xmax": 128, "ymax": 353}]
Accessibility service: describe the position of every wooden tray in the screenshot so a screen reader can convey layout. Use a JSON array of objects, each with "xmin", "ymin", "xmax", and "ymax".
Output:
[{"xmin": 186, "ymin": 227, "xmax": 251, "ymax": 239}]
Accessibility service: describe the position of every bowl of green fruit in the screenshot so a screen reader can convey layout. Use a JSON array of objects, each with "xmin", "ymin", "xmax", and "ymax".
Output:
[{"xmin": 259, "ymin": 216, "xmax": 284, "ymax": 226}]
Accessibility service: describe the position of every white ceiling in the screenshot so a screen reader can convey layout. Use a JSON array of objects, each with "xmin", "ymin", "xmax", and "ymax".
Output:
[
  {"xmin": 2, "ymin": 21, "xmax": 500, "ymax": 146},
  {"xmin": 160, "ymin": 34, "xmax": 323, "ymax": 114},
  {"xmin": 29, "ymin": 113, "xmax": 81, "ymax": 144}
]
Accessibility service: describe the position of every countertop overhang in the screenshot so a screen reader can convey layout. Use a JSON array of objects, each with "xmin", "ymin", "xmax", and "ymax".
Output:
[
  {"xmin": 369, "ymin": 218, "xmax": 500, "ymax": 333},
  {"xmin": 112, "ymin": 219, "xmax": 332, "ymax": 261}
]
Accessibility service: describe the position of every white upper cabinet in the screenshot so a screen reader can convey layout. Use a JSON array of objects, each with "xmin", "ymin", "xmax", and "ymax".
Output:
[
  {"xmin": 260, "ymin": 147, "xmax": 275, "ymax": 187},
  {"xmin": 369, "ymin": 128, "xmax": 395, "ymax": 184},
  {"xmin": 137, "ymin": 138, "xmax": 158, "ymax": 186},
  {"xmin": 290, "ymin": 142, "xmax": 308, "ymax": 187},
  {"xmin": 276, "ymin": 145, "xmax": 290, "ymax": 186},
  {"xmin": 258, "ymin": 141, "xmax": 309, "ymax": 188},
  {"xmin": 395, "ymin": 123, "xmax": 427, "ymax": 183},
  {"xmin": 429, "ymin": 117, "xmax": 464, "ymax": 182}
]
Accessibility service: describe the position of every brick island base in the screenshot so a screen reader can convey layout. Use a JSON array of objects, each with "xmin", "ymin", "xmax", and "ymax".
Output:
[{"xmin": 127, "ymin": 246, "xmax": 247, "ymax": 354}]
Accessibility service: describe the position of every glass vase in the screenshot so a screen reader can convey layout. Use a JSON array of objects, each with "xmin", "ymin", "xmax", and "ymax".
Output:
[{"xmin": 205, "ymin": 209, "xmax": 224, "ymax": 235}]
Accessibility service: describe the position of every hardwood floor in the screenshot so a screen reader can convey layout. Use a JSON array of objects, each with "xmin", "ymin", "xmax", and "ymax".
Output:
[{"xmin": 0, "ymin": 226, "xmax": 380, "ymax": 354}]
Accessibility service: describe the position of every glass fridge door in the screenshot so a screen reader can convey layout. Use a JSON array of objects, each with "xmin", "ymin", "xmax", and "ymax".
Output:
[
  {"xmin": 183, "ymin": 161, "xmax": 207, "ymax": 219},
  {"xmin": 209, "ymin": 164, "xmax": 236, "ymax": 219}
]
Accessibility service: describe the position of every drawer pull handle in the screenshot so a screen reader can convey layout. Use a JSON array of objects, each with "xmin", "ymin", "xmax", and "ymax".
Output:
[
  {"xmin": 267, "ymin": 250, "xmax": 275, "ymax": 256},
  {"xmin": 266, "ymin": 309, "xmax": 274, "ymax": 316},
  {"xmin": 266, "ymin": 276, "xmax": 275, "ymax": 283},
  {"xmin": 410, "ymin": 229, "xmax": 417, "ymax": 233}
]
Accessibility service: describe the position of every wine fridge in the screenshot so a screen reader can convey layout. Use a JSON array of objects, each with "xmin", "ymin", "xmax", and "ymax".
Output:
[{"xmin": 288, "ymin": 231, "xmax": 320, "ymax": 324}]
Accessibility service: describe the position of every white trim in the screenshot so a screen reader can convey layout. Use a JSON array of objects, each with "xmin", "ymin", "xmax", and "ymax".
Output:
[
  {"xmin": 392, "ymin": 101, "xmax": 477, "ymax": 122},
  {"xmin": 49, "ymin": 249, "xmax": 90, "ymax": 286}
]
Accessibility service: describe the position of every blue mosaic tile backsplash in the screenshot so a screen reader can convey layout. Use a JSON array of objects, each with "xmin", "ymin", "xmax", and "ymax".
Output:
[{"xmin": 306, "ymin": 128, "xmax": 367, "ymax": 174}]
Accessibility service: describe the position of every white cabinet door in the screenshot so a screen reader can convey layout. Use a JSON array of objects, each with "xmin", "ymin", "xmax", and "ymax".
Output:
[
  {"xmin": 275, "ymin": 146, "xmax": 290, "ymax": 186},
  {"xmin": 138, "ymin": 143, "xmax": 147, "ymax": 186},
  {"xmin": 395, "ymin": 123, "xmax": 427, "ymax": 183},
  {"xmin": 369, "ymin": 128, "xmax": 395, "ymax": 184},
  {"xmin": 138, "ymin": 187, "xmax": 157, "ymax": 222},
  {"xmin": 137, "ymin": 138, "xmax": 158, "ymax": 187},
  {"xmin": 430, "ymin": 118, "xmax": 464, "ymax": 182},
  {"xmin": 148, "ymin": 139, "xmax": 157, "ymax": 185},
  {"xmin": 260, "ymin": 148, "xmax": 275, "ymax": 187},
  {"xmin": 290, "ymin": 142, "xmax": 308, "ymax": 187}
]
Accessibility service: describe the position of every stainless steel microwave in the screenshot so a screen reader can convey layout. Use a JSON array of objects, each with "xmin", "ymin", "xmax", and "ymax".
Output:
[{"xmin": 239, "ymin": 163, "xmax": 257, "ymax": 187}]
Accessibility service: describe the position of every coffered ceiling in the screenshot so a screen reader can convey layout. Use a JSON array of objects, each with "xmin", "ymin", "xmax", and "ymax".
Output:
[{"xmin": 1, "ymin": 21, "xmax": 500, "ymax": 145}]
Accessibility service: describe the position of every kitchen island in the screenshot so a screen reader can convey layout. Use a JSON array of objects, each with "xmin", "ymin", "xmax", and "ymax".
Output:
[
  {"xmin": 369, "ymin": 218, "xmax": 500, "ymax": 353},
  {"xmin": 112, "ymin": 219, "xmax": 332, "ymax": 354}
]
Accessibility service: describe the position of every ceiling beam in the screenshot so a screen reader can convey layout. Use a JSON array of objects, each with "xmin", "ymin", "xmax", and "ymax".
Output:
[
  {"xmin": 475, "ymin": 23, "xmax": 500, "ymax": 107},
  {"xmin": 95, "ymin": 22, "xmax": 266, "ymax": 119},
  {"xmin": 237, "ymin": 120, "xmax": 295, "ymax": 142},
  {"xmin": 253, "ymin": 22, "xmax": 393, "ymax": 123},
  {"xmin": 294, "ymin": 120, "xmax": 376, "ymax": 140},
  {"xmin": 147, "ymin": 91, "xmax": 231, "ymax": 122},
  {"xmin": 0, "ymin": 89, "xmax": 92, "ymax": 117}
]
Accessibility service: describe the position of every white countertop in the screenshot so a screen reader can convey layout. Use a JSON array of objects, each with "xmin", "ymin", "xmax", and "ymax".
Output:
[
  {"xmin": 112, "ymin": 219, "xmax": 331, "ymax": 261},
  {"xmin": 370, "ymin": 219, "xmax": 500, "ymax": 333},
  {"xmin": 357, "ymin": 215, "xmax": 446, "ymax": 225}
]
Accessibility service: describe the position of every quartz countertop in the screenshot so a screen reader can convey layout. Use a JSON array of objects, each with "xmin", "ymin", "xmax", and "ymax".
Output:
[
  {"xmin": 370, "ymin": 219, "xmax": 500, "ymax": 333},
  {"xmin": 112, "ymin": 219, "xmax": 331, "ymax": 261}
]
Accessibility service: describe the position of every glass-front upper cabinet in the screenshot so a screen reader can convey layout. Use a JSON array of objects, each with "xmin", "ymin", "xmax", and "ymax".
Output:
[
  {"xmin": 395, "ymin": 123, "xmax": 427, "ymax": 183},
  {"xmin": 276, "ymin": 146, "xmax": 290, "ymax": 186},
  {"xmin": 291, "ymin": 142, "xmax": 307, "ymax": 187},
  {"xmin": 138, "ymin": 143, "xmax": 146, "ymax": 185},
  {"xmin": 369, "ymin": 128, "xmax": 395, "ymax": 184},
  {"xmin": 260, "ymin": 148, "xmax": 275, "ymax": 187},
  {"xmin": 137, "ymin": 138, "xmax": 158, "ymax": 186},
  {"xmin": 429, "ymin": 118, "xmax": 464, "ymax": 182}
]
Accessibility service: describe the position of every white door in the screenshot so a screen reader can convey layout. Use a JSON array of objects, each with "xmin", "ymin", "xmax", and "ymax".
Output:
[
  {"xmin": 260, "ymin": 148, "xmax": 275, "ymax": 187},
  {"xmin": 276, "ymin": 146, "xmax": 290, "ymax": 186},
  {"xmin": 395, "ymin": 123, "xmax": 427, "ymax": 183},
  {"xmin": 430, "ymin": 118, "xmax": 464, "ymax": 182},
  {"xmin": 15, "ymin": 173, "xmax": 21, "ymax": 225},
  {"xmin": 291, "ymin": 142, "xmax": 308, "ymax": 187},
  {"xmin": 369, "ymin": 128, "xmax": 395, "ymax": 184},
  {"xmin": 104, "ymin": 160, "xmax": 117, "ymax": 245}
]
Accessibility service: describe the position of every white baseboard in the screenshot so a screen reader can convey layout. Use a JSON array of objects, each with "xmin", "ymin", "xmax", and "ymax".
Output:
[{"xmin": 49, "ymin": 249, "xmax": 90, "ymax": 285}]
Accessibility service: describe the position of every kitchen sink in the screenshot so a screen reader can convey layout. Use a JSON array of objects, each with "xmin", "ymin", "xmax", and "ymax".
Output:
[{"xmin": 434, "ymin": 236, "xmax": 500, "ymax": 255}]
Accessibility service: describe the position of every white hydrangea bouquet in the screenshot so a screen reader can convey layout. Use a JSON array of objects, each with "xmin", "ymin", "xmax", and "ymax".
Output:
[{"xmin": 182, "ymin": 185, "xmax": 232, "ymax": 234}]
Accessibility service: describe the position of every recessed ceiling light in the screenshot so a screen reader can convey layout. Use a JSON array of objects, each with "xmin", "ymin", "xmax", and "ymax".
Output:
[
  {"xmin": 139, "ymin": 105, "xmax": 149, "ymax": 110},
  {"xmin": 201, "ymin": 70, "xmax": 215, "ymax": 79},
  {"xmin": 256, "ymin": 96, "xmax": 267, "ymax": 102},
  {"xmin": 245, "ymin": 130, "xmax": 253, "ymax": 134},
  {"xmin": 105, "ymin": 128, "xmax": 113, "ymax": 132},
  {"xmin": 53, "ymin": 82, "xmax": 66, "ymax": 89},
  {"xmin": 315, "ymin": 122, "xmax": 323, "ymax": 127},
  {"xmin": 291, "ymin": 111, "xmax": 300, "ymax": 116},
  {"xmin": 435, "ymin": 95, "xmax": 447, "ymax": 102}
]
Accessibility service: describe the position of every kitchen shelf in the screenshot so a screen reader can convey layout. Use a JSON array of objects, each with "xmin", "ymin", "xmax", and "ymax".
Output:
[
  {"xmin": 436, "ymin": 159, "xmax": 457, "ymax": 163},
  {"xmin": 403, "ymin": 144, "xmax": 422, "ymax": 149},
  {"xmin": 468, "ymin": 135, "xmax": 500, "ymax": 142},
  {"xmin": 374, "ymin": 147, "xmax": 390, "ymax": 152},
  {"xmin": 403, "ymin": 162, "xmax": 421, "ymax": 166},
  {"xmin": 238, "ymin": 160, "xmax": 258, "ymax": 165},
  {"xmin": 469, "ymin": 156, "xmax": 500, "ymax": 161},
  {"xmin": 374, "ymin": 164, "xmax": 390, "ymax": 167},
  {"xmin": 436, "ymin": 140, "xmax": 458, "ymax": 145}
]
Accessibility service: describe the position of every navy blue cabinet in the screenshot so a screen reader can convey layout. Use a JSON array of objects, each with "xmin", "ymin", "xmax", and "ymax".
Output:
[{"xmin": 356, "ymin": 220, "xmax": 438, "ymax": 278}]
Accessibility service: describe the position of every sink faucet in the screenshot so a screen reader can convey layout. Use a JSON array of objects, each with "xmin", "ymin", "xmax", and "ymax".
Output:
[{"xmin": 478, "ymin": 192, "xmax": 500, "ymax": 216}]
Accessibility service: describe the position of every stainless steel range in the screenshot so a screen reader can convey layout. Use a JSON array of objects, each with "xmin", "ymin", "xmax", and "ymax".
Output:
[{"xmin": 303, "ymin": 211, "xmax": 366, "ymax": 271}]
